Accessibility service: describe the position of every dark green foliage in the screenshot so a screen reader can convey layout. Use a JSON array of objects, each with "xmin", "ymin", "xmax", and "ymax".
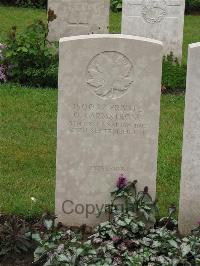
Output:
[
  {"xmin": 162, "ymin": 54, "xmax": 187, "ymax": 92},
  {"xmin": 0, "ymin": 0, "xmax": 47, "ymax": 8},
  {"xmin": 2, "ymin": 20, "xmax": 58, "ymax": 88},
  {"xmin": 110, "ymin": 0, "xmax": 122, "ymax": 12},
  {"xmin": 186, "ymin": 0, "xmax": 200, "ymax": 13},
  {"xmin": 0, "ymin": 215, "xmax": 33, "ymax": 256},
  {"xmin": 16, "ymin": 0, "xmax": 47, "ymax": 9},
  {"xmin": 0, "ymin": 0, "xmax": 16, "ymax": 5}
]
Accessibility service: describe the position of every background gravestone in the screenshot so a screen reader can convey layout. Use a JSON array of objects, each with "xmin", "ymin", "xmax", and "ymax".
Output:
[
  {"xmin": 122, "ymin": 0, "xmax": 185, "ymax": 60},
  {"xmin": 47, "ymin": 0, "xmax": 110, "ymax": 42},
  {"xmin": 179, "ymin": 43, "xmax": 200, "ymax": 235},
  {"xmin": 56, "ymin": 34, "xmax": 163, "ymax": 226}
]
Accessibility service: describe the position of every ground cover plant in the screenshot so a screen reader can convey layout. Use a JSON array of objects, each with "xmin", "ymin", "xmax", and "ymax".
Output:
[{"xmin": 0, "ymin": 176, "xmax": 200, "ymax": 265}]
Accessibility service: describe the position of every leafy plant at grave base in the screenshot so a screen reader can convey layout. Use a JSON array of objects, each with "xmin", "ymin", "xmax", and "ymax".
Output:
[
  {"xmin": 0, "ymin": 215, "xmax": 33, "ymax": 256},
  {"xmin": 30, "ymin": 174, "xmax": 200, "ymax": 266},
  {"xmin": 162, "ymin": 53, "xmax": 187, "ymax": 93},
  {"xmin": 110, "ymin": 0, "xmax": 122, "ymax": 12},
  {"xmin": 0, "ymin": 176, "xmax": 199, "ymax": 264},
  {"xmin": 1, "ymin": 20, "xmax": 58, "ymax": 88}
]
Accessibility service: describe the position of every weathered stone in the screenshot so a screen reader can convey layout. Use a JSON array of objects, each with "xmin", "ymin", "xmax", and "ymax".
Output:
[
  {"xmin": 47, "ymin": 0, "xmax": 110, "ymax": 42},
  {"xmin": 122, "ymin": 0, "xmax": 185, "ymax": 60},
  {"xmin": 56, "ymin": 34, "xmax": 163, "ymax": 226},
  {"xmin": 179, "ymin": 43, "xmax": 200, "ymax": 235}
]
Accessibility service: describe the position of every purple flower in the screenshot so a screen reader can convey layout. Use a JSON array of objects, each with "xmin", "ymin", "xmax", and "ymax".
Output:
[
  {"xmin": 116, "ymin": 174, "xmax": 127, "ymax": 189},
  {"xmin": 197, "ymin": 219, "xmax": 200, "ymax": 226},
  {"xmin": 112, "ymin": 236, "xmax": 121, "ymax": 243}
]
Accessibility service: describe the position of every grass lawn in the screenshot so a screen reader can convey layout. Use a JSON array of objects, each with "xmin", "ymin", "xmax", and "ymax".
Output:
[
  {"xmin": 0, "ymin": 84, "xmax": 185, "ymax": 217},
  {"xmin": 0, "ymin": 84, "xmax": 57, "ymax": 216},
  {"xmin": 0, "ymin": 5, "xmax": 46, "ymax": 43}
]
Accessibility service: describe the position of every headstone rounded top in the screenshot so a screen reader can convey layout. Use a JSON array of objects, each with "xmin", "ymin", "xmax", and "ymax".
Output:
[
  {"xmin": 141, "ymin": 0, "xmax": 167, "ymax": 24},
  {"xmin": 60, "ymin": 34, "xmax": 163, "ymax": 46},
  {"xmin": 189, "ymin": 42, "xmax": 200, "ymax": 49}
]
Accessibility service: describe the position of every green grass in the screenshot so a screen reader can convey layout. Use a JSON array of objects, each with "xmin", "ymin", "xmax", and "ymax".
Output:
[
  {"xmin": 109, "ymin": 10, "xmax": 122, "ymax": 34},
  {"xmin": 0, "ymin": 5, "xmax": 46, "ymax": 42},
  {"xmin": 0, "ymin": 84, "xmax": 185, "ymax": 217},
  {"xmin": 0, "ymin": 84, "xmax": 57, "ymax": 216},
  {"xmin": 157, "ymin": 95, "xmax": 184, "ymax": 216},
  {"xmin": 183, "ymin": 15, "xmax": 200, "ymax": 64}
]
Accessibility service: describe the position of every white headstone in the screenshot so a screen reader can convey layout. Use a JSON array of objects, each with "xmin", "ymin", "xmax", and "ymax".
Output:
[
  {"xmin": 179, "ymin": 43, "xmax": 200, "ymax": 235},
  {"xmin": 122, "ymin": 0, "xmax": 185, "ymax": 60},
  {"xmin": 56, "ymin": 34, "xmax": 163, "ymax": 226},
  {"xmin": 47, "ymin": 0, "xmax": 110, "ymax": 42}
]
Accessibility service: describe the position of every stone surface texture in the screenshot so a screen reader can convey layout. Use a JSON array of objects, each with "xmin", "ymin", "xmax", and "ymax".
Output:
[
  {"xmin": 179, "ymin": 43, "xmax": 200, "ymax": 235},
  {"xmin": 47, "ymin": 0, "xmax": 109, "ymax": 42},
  {"xmin": 122, "ymin": 0, "xmax": 185, "ymax": 60},
  {"xmin": 56, "ymin": 34, "xmax": 163, "ymax": 226}
]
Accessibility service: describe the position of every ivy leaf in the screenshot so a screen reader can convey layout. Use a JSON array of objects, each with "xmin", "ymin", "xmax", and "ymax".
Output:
[
  {"xmin": 32, "ymin": 233, "xmax": 42, "ymax": 242},
  {"xmin": 168, "ymin": 239, "xmax": 178, "ymax": 248},
  {"xmin": 57, "ymin": 254, "xmax": 68, "ymax": 262},
  {"xmin": 125, "ymin": 218, "xmax": 132, "ymax": 225},
  {"xmin": 44, "ymin": 219, "xmax": 53, "ymax": 230},
  {"xmin": 117, "ymin": 220, "xmax": 126, "ymax": 226},
  {"xmin": 76, "ymin": 248, "xmax": 84, "ymax": 257},
  {"xmin": 181, "ymin": 243, "xmax": 191, "ymax": 257},
  {"xmin": 22, "ymin": 47, "xmax": 28, "ymax": 52},
  {"xmin": 34, "ymin": 246, "xmax": 46, "ymax": 262}
]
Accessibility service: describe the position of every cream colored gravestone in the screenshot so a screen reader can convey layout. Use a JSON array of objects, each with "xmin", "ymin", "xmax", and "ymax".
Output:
[
  {"xmin": 47, "ymin": 0, "xmax": 110, "ymax": 42},
  {"xmin": 179, "ymin": 43, "xmax": 200, "ymax": 235},
  {"xmin": 56, "ymin": 35, "xmax": 163, "ymax": 226},
  {"xmin": 122, "ymin": 0, "xmax": 185, "ymax": 60}
]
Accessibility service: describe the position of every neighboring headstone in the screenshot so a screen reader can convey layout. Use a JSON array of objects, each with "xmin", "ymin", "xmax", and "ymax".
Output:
[
  {"xmin": 56, "ymin": 34, "xmax": 163, "ymax": 226},
  {"xmin": 47, "ymin": 0, "xmax": 110, "ymax": 42},
  {"xmin": 179, "ymin": 43, "xmax": 200, "ymax": 235},
  {"xmin": 122, "ymin": 0, "xmax": 185, "ymax": 60}
]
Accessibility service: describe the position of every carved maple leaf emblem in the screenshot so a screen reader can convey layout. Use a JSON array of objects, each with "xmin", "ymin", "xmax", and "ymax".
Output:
[{"xmin": 87, "ymin": 52, "xmax": 134, "ymax": 99}]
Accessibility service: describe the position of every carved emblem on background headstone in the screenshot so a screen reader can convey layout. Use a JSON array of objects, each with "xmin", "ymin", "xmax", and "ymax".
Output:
[
  {"xmin": 87, "ymin": 51, "xmax": 134, "ymax": 99},
  {"xmin": 141, "ymin": 0, "xmax": 167, "ymax": 24}
]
